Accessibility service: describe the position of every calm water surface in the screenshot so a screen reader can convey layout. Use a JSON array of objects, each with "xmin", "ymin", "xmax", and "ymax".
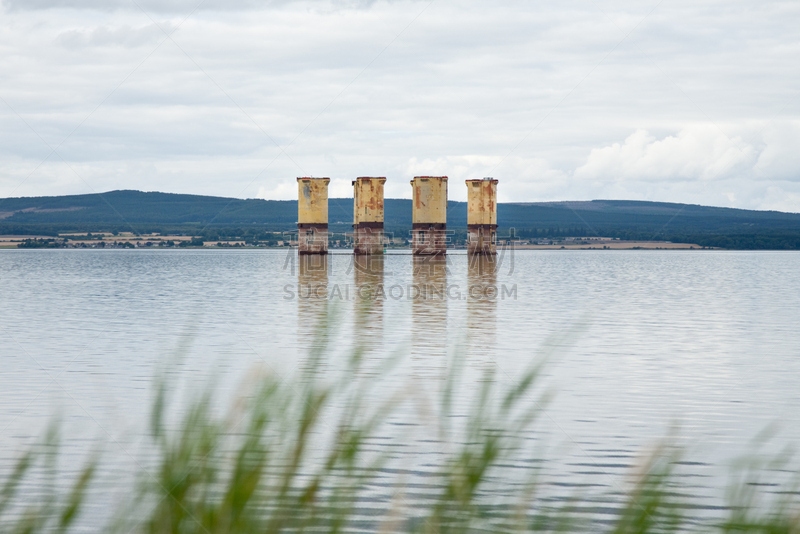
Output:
[{"xmin": 1, "ymin": 249, "xmax": 799, "ymax": 526}]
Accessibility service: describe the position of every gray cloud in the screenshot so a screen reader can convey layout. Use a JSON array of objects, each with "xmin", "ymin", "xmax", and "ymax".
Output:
[
  {"xmin": 2, "ymin": 0, "xmax": 392, "ymax": 13},
  {"xmin": 1, "ymin": 0, "xmax": 799, "ymax": 211},
  {"xmin": 56, "ymin": 22, "xmax": 175, "ymax": 48}
]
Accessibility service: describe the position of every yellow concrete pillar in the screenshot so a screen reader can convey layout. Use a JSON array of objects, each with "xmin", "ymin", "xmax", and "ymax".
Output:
[
  {"xmin": 353, "ymin": 177, "xmax": 386, "ymax": 255},
  {"xmin": 466, "ymin": 178, "xmax": 498, "ymax": 255},
  {"xmin": 410, "ymin": 176, "xmax": 448, "ymax": 255},
  {"xmin": 297, "ymin": 177, "xmax": 330, "ymax": 255}
]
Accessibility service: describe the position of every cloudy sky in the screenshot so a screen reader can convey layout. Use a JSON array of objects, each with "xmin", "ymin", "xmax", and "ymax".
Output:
[{"xmin": 1, "ymin": 0, "xmax": 798, "ymax": 210}]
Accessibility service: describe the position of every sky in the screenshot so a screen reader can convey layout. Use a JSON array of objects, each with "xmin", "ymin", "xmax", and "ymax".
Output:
[{"xmin": 0, "ymin": 0, "xmax": 798, "ymax": 210}]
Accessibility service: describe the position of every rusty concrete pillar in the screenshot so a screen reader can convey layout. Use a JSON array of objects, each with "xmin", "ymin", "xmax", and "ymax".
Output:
[
  {"xmin": 410, "ymin": 176, "xmax": 448, "ymax": 255},
  {"xmin": 466, "ymin": 178, "xmax": 498, "ymax": 255},
  {"xmin": 297, "ymin": 177, "xmax": 330, "ymax": 255},
  {"xmin": 353, "ymin": 177, "xmax": 386, "ymax": 255}
]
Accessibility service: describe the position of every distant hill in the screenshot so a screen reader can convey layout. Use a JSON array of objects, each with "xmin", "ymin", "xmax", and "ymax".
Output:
[
  {"xmin": 497, "ymin": 200, "xmax": 800, "ymax": 233},
  {"xmin": 2, "ymin": 190, "xmax": 800, "ymax": 249},
  {"xmin": 0, "ymin": 190, "xmax": 297, "ymax": 226}
]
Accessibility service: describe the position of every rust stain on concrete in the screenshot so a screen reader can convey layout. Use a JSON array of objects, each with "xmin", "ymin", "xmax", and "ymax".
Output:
[
  {"xmin": 466, "ymin": 178, "xmax": 498, "ymax": 255},
  {"xmin": 410, "ymin": 176, "xmax": 447, "ymax": 225},
  {"xmin": 297, "ymin": 177, "xmax": 330, "ymax": 255},
  {"xmin": 353, "ymin": 177, "xmax": 386, "ymax": 225},
  {"xmin": 353, "ymin": 177, "xmax": 386, "ymax": 255}
]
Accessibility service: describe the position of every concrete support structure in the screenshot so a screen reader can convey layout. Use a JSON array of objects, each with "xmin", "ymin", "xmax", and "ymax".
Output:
[
  {"xmin": 410, "ymin": 176, "xmax": 448, "ymax": 255},
  {"xmin": 466, "ymin": 178, "xmax": 498, "ymax": 255},
  {"xmin": 353, "ymin": 177, "xmax": 386, "ymax": 255},
  {"xmin": 297, "ymin": 177, "xmax": 330, "ymax": 255}
]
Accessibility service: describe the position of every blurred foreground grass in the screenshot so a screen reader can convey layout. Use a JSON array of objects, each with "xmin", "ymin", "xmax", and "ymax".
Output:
[{"xmin": 2, "ymin": 341, "xmax": 799, "ymax": 533}]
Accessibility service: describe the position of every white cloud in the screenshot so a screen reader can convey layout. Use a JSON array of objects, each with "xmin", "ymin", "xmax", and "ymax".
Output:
[
  {"xmin": 565, "ymin": 123, "xmax": 800, "ymax": 209},
  {"xmin": 574, "ymin": 126, "xmax": 759, "ymax": 183},
  {"xmin": 754, "ymin": 121, "xmax": 800, "ymax": 182}
]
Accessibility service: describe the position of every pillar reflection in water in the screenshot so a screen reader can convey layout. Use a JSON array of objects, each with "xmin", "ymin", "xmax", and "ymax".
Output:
[
  {"xmin": 466, "ymin": 254, "xmax": 498, "ymax": 370},
  {"xmin": 297, "ymin": 254, "xmax": 329, "ymax": 367},
  {"xmin": 411, "ymin": 256, "xmax": 448, "ymax": 378},
  {"xmin": 352, "ymin": 255, "xmax": 385, "ymax": 355}
]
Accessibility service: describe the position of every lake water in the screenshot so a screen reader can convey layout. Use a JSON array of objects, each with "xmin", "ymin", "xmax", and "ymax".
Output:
[{"xmin": 2, "ymin": 249, "xmax": 800, "ymax": 528}]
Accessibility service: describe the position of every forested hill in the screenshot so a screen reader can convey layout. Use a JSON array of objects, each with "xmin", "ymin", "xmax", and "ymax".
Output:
[
  {"xmin": 2, "ymin": 190, "xmax": 800, "ymax": 248},
  {"xmin": 0, "ymin": 190, "xmax": 297, "ymax": 226}
]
